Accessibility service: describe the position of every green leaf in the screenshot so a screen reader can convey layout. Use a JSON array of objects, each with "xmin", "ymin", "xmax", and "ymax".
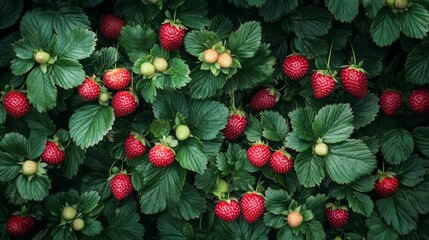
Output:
[
  {"xmin": 150, "ymin": 119, "xmax": 171, "ymax": 138},
  {"xmin": 399, "ymin": 4, "xmax": 429, "ymax": 39},
  {"xmin": 177, "ymin": 0, "xmax": 209, "ymax": 29},
  {"xmin": 217, "ymin": 143, "xmax": 246, "ymax": 174},
  {"xmin": 26, "ymin": 67, "xmax": 58, "ymax": 112},
  {"xmin": 263, "ymin": 212, "xmax": 287, "ymax": 229},
  {"xmin": 158, "ymin": 214, "xmax": 194, "ymax": 240},
  {"xmin": 20, "ymin": 9, "xmax": 53, "ymax": 48},
  {"xmin": 53, "ymin": 28, "xmax": 96, "ymax": 60},
  {"xmin": 187, "ymin": 100, "xmax": 229, "ymax": 141},
  {"xmin": 228, "ymin": 21, "xmax": 261, "ymax": 59},
  {"xmin": 350, "ymin": 175, "xmax": 377, "ymax": 192},
  {"xmin": 264, "ymin": 187, "xmax": 291, "ymax": 215},
  {"xmin": 363, "ymin": 0, "xmax": 384, "ymax": 18},
  {"xmin": 81, "ymin": 173, "xmax": 111, "ymax": 201},
  {"xmin": 285, "ymin": 132, "xmax": 312, "ymax": 152},
  {"xmin": 213, "ymin": 217, "xmax": 270, "ymax": 240},
  {"xmin": 370, "ymin": 9, "xmax": 400, "ymax": 46},
  {"xmin": 405, "ymin": 40, "xmax": 429, "ymax": 85},
  {"xmin": 50, "ymin": 59, "xmax": 85, "ymax": 89},
  {"xmin": 0, "ymin": 152, "xmax": 20, "ymax": 181},
  {"xmin": 304, "ymin": 220, "xmax": 326, "ymax": 240},
  {"xmin": 245, "ymin": 115, "xmax": 263, "ymax": 142},
  {"xmin": 104, "ymin": 199, "xmax": 145, "ymax": 240},
  {"xmin": 0, "ymin": 132, "xmax": 27, "ymax": 158},
  {"xmin": 390, "ymin": 155, "xmax": 427, "ymax": 187},
  {"xmin": 195, "ymin": 167, "xmax": 219, "ymax": 193},
  {"xmin": 295, "ymin": 150, "xmax": 326, "ymax": 187},
  {"xmin": 277, "ymin": 227, "xmax": 303, "ymax": 240},
  {"xmin": 152, "ymin": 92, "xmax": 188, "ymax": 120},
  {"xmin": 326, "ymin": 0, "xmax": 359, "ymax": 23},
  {"xmin": 26, "ymin": 110, "xmax": 56, "ymax": 136},
  {"xmin": 119, "ymin": 25, "xmax": 155, "ymax": 62},
  {"xmin": 352, "ymin": 34, "xmax": 389, "ymax": 77},
  {"xmin": 16, "ymin": 174, "xmax": 51, "ymax": 201},
  {"xmin": 0, "ymin": 32, "xmax": 20, "ymax": 67},
  {"xmin": 114, "ymin": 0, "xmax": 158, "ymax": 22},
  {"xmin": 413, "ymin": 127, "xmax": 429, "ymax": 157},
  {"xmin": 0, "ymin": 0, "xmax": 23, "ymax": 29},
  {"xmin": 61, "ymin": 141, "xmax": 85, "ymax": 179},
  {"xmin": 184, "ymin": 30, "xmax": 221, "ymax": 57},
  {"xmin": 129, "ymin": 157, "xmax": 148, "ymax": 191},
  {"xmin": 292, "ymin": 6, "xmax": 332, "ymax": 37},
  {"xmin": 258, "ymin": 0, "xmax": 298, "ymax": 22},
  {"xmin": 381, "ymin": 129, "xmax": 414, "ymax": 165},
  {"xmin": 48, "ymin": 2, "xmax": 91, "ymax": 34},
  {"xmin": 78, "ymin": 191, "xmax": 100, "ymax": 213},
  {"xmin": 377, "ymin": 197, "xmax": 418, "ymax": 235},
  {"xmin": 312, "ymin": 104, "xmax": 354, "ymax": 144},
  {"xmin": 260, "ymin": 111, "xmax": 288, "ymax": 142},
  {"xmin": 12, "ymin": 37, "xmax": 36, "ymax": 60},
  {"xmin": 69, "ymin": 105, "xmax": 115, "ymax": 149},
  {"xmin": 396, "ymin": 181, "xmax": 429, "ymax": 215},
  {"xmin": 366, "ymin": 212, "xmax": 399, "ymax": 240},
  {"xmin": 305, "ymin": 194, "xmax": 329, "ymax": 221},
  {"xmin": 26, "ymin": 134, "xmax": 46, "ymax": 160},
  {"xmin": 325, "ymin": 140, "xmax": 377, "ymax": 184},
  {"xmin": 292, "ymin": 36, "xmax": 329, "ymax": 58},
  {"xmin": 349, "ymin": 93, "xmax": 380, "ymax": 129},
  {"xmin": 140, "ymin": 164, "xmax": 186, "ymax": 214},
  {"xmin": 208, "ymin": 16, "xmax": 233, "ymax": 39},
  {"xmin": 83, "ymin": 47, "xmax": 118, "ymax": 76},
  {"xmin": 176, "ymin": 137, "xmax": 208, "ymax": 175},
  {"xmin": 163, "ymin": 58, "xmax": 191, "ymax": 90},
  {"xmin": 11, "ymin": 57, "xmax": 35, "ymax": 76},
  {"xmin": 189, "ymin": 68, "xmax": 228, "ymax": 99},
  {"xmin": 288, "ymin": 107, "xmax": 316, "ymax": 141},
  {"xmin": 82, "ymin": 218, "xmax": 103, "ymax": 237},
  {"xmin": 169, "ymin": 183, "xmax": 207, "ymax": 220},
  {"xmin": 345, "ymin": 189, "xmax": 374, "ymax": 217},
  {"xmin": 138, "ymin": 80, "xmax": 157, "ymax": 103}
]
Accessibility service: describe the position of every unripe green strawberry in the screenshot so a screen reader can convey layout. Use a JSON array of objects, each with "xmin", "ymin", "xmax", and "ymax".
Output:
[
  {"xmin": 269, "ymin": 149, "xmax": 294, "ymax": 174},
  {"xmin": 240, "ymin": 192, "xmax": 265, "ymax": 223},
  {"xmin": 111, "ymin": 91, "xmax": 138, "ymax": 117},
  {"xmin": 287, "ymin": 211, "xmax": 303, "ymax": 228},
  {"xmin": 78, "ymin": 77, "xmax": 100, "ymax": 101},
  {"xmin": 395, "ymin": 0, "xmax": 408, "ymax": 9},
  {"xmin": 311, "ymin": 71, "xmax": 336, "ymax": 99},
  {"xmin": 176, "ymin": 125, "xmax": 190, "ymax": 141},
  {"xmin": 103, "ymin": 68, "xmax": 131, "ymax": 90},
  {"xmin": 6, "ymin": 215, "xmax": 35, "ymax": 237},
  {"xmin": 62, "ymin": 206, "xmax": 77, "ymax": 221},
  {"xmin": 153, "ymin": 58, "xmax": 168, "ymax": 72},
  {"xmin": 203, "ymin": 49, "xmax": 219, "ymax": 64},
  {"xmin": 41, "ymin": 141, "xmax": 65, "ymax": 165},
  {"xmin": 148, "ymin": 144, "xmax": 175, "ymax": 167},
  {"xmin": 334, "ymin": 236, "xmax": 343, "ymax": 240},
  {"xmin": 140, "ymin": 62, "xmax": 156, "ymax": 76},
  {"xmin": 100, "ymin": 14, "xmax": 125, "ymax": 40},
  {"xmin": 216, "ymin": 179, "xmax": 229, "ymax": 193},
  {"xmin": 325, "ymin": 204, "xmax": 349, "ymax": 228},
  {"xmin": 2, "ymin": 90, "xmax": 30, "ymax": 118},
  {"xmin": 22, "ymin": 160, "xmax": 38, "ymax": 176},
  {"xmin": 223, "ymin": 110, "xmax": 247, "ymax": 141},
  {"xmin": 385, "ymin": 0, "xmax": 395, "ymax": 7},
  {"xmin": 124, "ymin": 134, "xmax": 146, "ymax": 160},
  {"xmin": 110, "ymin": 173, "xmax": 133, "ymax": 200},
  {"xmin": 215, "ymin": 199, "xmax": 240, "ymax": 222},
  {"xmin": 72, "ymin": 218, "xmax": 85, "ymax": 231},
  {"xmin": 314, "ymin": 142, "xmax": 329, "ymax": 156},
  {"xmin": 246, "ymin": 142, "xmax": 271, "ymax": 168},
  {"xmin": 159, "ymin": 22, "xmax": 186, "ymax": 51},
  {"xmin": 34, "ymin": 50, "xmax": 50, "ymax": 64},
  {"xmin": 282, "ymin": 54, "xmax": 309, "ymax": 80},
  {"xmin": 218, "ymin": 52, "xmax": 233, "ymax": 68},
  {"xmin": 148, "ymin": 0, "xmax": 158, "ymax": 4},
  {"xmin": 99, "ymin": 92, "xmax": 109, "ymax": 103}
]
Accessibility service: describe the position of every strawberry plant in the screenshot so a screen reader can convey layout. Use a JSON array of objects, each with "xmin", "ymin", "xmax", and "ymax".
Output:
[{"xmin": 0, "ymin": 0, "xmax": 429, "ymax": 239}]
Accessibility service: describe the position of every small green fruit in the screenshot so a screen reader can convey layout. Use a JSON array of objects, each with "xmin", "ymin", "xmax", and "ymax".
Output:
[
  {"xmin": 34, "ymin": 50, "xmax": 50, "ymax": 64},
  {"xmin": 99, "ymin": 92, "xmax": 109, "ymax": 103},
  {"xmin": 203, "ymin": 49, "xmax": 219, "ymax": 64},
  {"xmin": 148, "ymin": 0, "xmax": 158, "ymax": 4},
  {"xmin": 175, "ymin": 125, "xmax": 190, "ymax": 141},
  {"xmin": 140, "ymin": 62, "xmax": 155, "ymax": 77},
  {"xmin": 72, "ymin": 218, "xmax": 85, "ymax": 231},
  {"xmin": 62, "ymin": 207, "xmax": 77, "ymax": 221},
  {"xmin": 22, "ymin": 160, "xmax": 38, "ymax": 176},
  {"xmin": 153, "ymin": 58, "xmax": 168, "ymax": 72},
  {"xmin": 385, "ymin": 0, "xmax": 395, "ymax": 7},
  {"xmin": 216, "ymin": 179, "xmax": 229, "ymax": 193},
  {"xmin": 314, "ymin": 142, "xmax": 329, "ymax": 156},
  {"xmin": 334, "ymin": 237, "xmax": 342, "ymax": 240},
  {"xmin": 394, "ymin": 0, "xmax": 408, "ymax": 9}
]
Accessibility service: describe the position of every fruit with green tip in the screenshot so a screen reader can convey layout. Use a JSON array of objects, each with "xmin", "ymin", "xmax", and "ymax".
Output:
[
  {"xmin": 250, "ymin": 88, "xmax": 280, "ymax": 111},
  {"xmin": 215, "ymin": 199, "xmax": 240, "ymax": 222},
  {"xmin": 41, "ymin": 141, "xmax": 65, "ymax": 165},
  {"xmin": 140, "ymin": 62, "xmax": 156, "ymax": 76},
  {"xmin": 148, "ymin": 144, "xmax": 175, "ymax": 167},
  {"xmin": 6, "ymin": 215, "xmax": 35, "ymax": 237},
  {"xmin": 218, "ymin": 52, "xmax": 233, "ymax": 68},
  {"xmin": 326, "ymin": 204, "xmax": 349, "ymax": 228},
  {"xmin": 34, "ymin": 50, "xmax": 50, "ymax": 64},
  {"xmin": 78, "ymin": 77, "xmax": 100, "ymax": 101},
  {"xmin": 159, "ymin": 22, "xmax": 186, "ymax": 51},
  {"xmin": 282, "ymin": 54, "xmax": 309, "ymax": 80},
  {"xmin": 62, "ymin": 206, "xmax": 77, "ymax": 221},
  {"xmin": 240, "ymin": 192, "xmax": 265, "ymax": 223},
  {"xmin": 216, "ymin": 179, "xmax": 229, "ymax": 193},
  {"xmin": 203, "ymin": 49, "xmax": 219, "ymax": 64},
  {"xmin": 340, "ymin": 66, "xmax": 368, "ymax": 99},
  {"xmin": 22, "ymin": 160, "xmax": 38, "ymax": 176},
  {"xmin": 124, "ymin": 134, "xmax": 146, "ymax": 160},
  {"xmin": 111, "ymin": 91, "xmax": 138, "ymax": 117},
  {"xmin": 110, "ymin": 173, "xmax": 133, "ymax": 200},
  {"xmin": 380, "ymin": 90, "xmax": 402, "ymax": 116},
  {"xmin": 395, "ymin": 0, "xmax": 408, "ymax": 9},
  {"xmin": 153, "ymin": 58, "xmax": 168, "ymax": 72},
  {"xmin": 311, "ymin": 71, "xmax": 336, "ymax": 99},
  {"xmin": 223, "ymin": 110, "xmax": 247, "ymax": 141},
  {"xmin": 385, "ymin": 0, "xmax": 395, "ymax": 7},
  {"xmin": 103, "ymin": 68, "xmax": 131, "ymax": 90},
  {"xmin": 99, "ymin": 92, "xmax": 109, "ymax": 103},
  {"xmin": 374, "ymin": 174, "xmax": 399, "ymax": 198},
  {"xmin": 2, "ymin": 90, "xmax": 30, "ymax": 118},
  {"xmin": 269, "ymin": 149, "xmax": 294, "ymax": 174},
  {"xmin": 287, "ymin": 211, "xmax": 303, "ymax": 228},
  {"xmin": 314, "ymin": 142, "xmax": 329, "ymax": 156},
  {"xmin": 246, "ymin": 142, "xmax": 271, "ymax": 168},
  {"xmin": 176, "ymin": 125, "xmax": 191, "ymax": 141},
  {"xmin": 100, "ymin": 14, "xmax": 125, "ymax": 40},
  {"xmin": 408, "ymin": 89, "xmax": 429, "ymax": 115},
  {"xmin": 72, "ymin": 218, "xmax": 85, "ymax": 231}
]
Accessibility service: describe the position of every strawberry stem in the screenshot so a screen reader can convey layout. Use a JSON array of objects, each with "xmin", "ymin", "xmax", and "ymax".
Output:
[
  {"xmin": 173, "ymin": 8, "xmax": 177, "ymax": 22},
  {"xmin": 327, "ymin": 38, "xmax": 334, "ymax": 70},
  {"xmin": 349, "ymin": 40, "xmax": 357, "ymax": 65}
]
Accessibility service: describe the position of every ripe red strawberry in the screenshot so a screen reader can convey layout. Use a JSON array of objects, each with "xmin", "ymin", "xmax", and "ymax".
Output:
[
  {"xmin": 269, "ymin": 149, "xmax": 294, "ymax": 174},
  {"xmin": 311, "ymin": 71, "xmax": 336, "ymax": 99},
  {"xmin": 100, "ymin": 14, "xmax": 125, "ymax": 40},
  {"xmin": 41, "ymin": 141, "xmax": 65, "ymax": 165},
  {"xmin": 325, "ymin": 204, "xmax": 349, "ymax": 228},
  {"xmin": 340, "ymin": 66, "xmax": 368, "ymax": 99},
  {"xmin": 110, "ymin": 173, "xmax": 133, "ymax": 200},
  {"xmin": 223, "ymin": 110, "xmax": 247, "ymax": 141},
  {"xmin": 408, "ymin": 89, "xmax": 429, "ymax": 115},
  {"xmin": 250, "ymin": 88, "xmax": 280, "ymax": 111},
  {"xmin": 78, "ymin": 77, "xmax": 100, "ymax": 101},
  {"xmin": 111, "ymin": 91, "xmax": 138, "ymax": 117},
  {"xmin": 148, "ymin": 144, "xmax": 175, "ymax": 167},
  {"xmin": 215, "ymin": 199, "xmax": 240, "ymax": 222},
  {"xmin": 2, "ymin": 90, "xmax": 30, "ymax": 118},
  {"xmin": 124, "ymin": 134, "xmax": 146, "ymax": 160},
  {"xmin": 103, "ymin": 68, "xmax": 131, "ymax": 91},
  {"xmin": 282, "ymin": 54, "xmax": 309, "ymax": 80},
  {"xmin": 246, "ymin": 142, "xmax": 271, "ymax": 168},
  {"xmin": 6, "ymin": 215, "xmax": 35, "ymax": 237},
  {"xmin": 374, "ymin": 174, "xmax": 399, "ymax": 198},
  {"xmin": 159, "ymin": 22, "xmax": 186, "ymax": 51},
  {"xmin": 380, "ymin": 90, "xmax": 402, "ymax": 116},
  {"xmin": 240, "ymin": 192, "xmax": 265, "ymax": 223}
]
